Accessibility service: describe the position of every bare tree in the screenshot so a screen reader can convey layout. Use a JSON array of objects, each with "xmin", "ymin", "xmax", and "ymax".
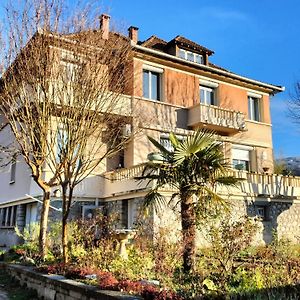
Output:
[{"xmin": 0, "ymin": 0, "xmax": 134, "ymax": 260}]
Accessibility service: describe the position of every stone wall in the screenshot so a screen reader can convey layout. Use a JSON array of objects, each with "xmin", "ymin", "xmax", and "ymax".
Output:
[
  {"xmin": 153, "ymin": 197, "xmax": 300, "ymax": 246},
  {"xmin": 1, "ymin": 263, "xmax": 140, "ymax": 300},
  {"xmin": 230, "ymin": 199, "xmax": 300, "ymax": 245}
]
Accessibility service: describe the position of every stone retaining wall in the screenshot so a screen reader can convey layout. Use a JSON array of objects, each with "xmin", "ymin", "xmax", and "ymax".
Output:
[{"xmin": 1, "ymin": 263, "xmax": 141, "ymax": 300}]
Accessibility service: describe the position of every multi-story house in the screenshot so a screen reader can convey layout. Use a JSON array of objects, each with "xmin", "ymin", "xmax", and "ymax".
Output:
[{"xmin": 0, "ymin": 14, "xmax": 299, "ymax": 248}]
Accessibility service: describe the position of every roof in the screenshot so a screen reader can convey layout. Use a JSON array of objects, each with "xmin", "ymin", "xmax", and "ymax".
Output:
[
  {"xmin": 139, "ymin": 35, "xmax": 168, "ymax": 52},
  {"xmin": 168, "ymin": 35, "xmax": 214, "ymax": 55},
  {"xmin": 140, "ymin": 35, "xmax": 214, "ymax": 56}
]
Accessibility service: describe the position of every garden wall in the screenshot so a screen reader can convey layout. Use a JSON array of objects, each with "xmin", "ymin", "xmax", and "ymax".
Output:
[{"xmin": 0, "ymin": 263, "xmax": 141, "ymax": 300}]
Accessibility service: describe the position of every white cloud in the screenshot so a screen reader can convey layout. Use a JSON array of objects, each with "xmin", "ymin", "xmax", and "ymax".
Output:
[{"xmin": 200, "ymin": 7, "xmax": 249, "ymax": 22}]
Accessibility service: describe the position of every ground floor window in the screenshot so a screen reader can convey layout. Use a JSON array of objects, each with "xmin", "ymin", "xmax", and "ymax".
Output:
[
  {"xmin": 25, "ymin": 203, "xmax": 37, "ymax": 227},
  {"xmin": 232, "ymin": 147, "xmax": 252, "ymax": 171},
  {"xmin": 0, "ymin": 206, "xmax": 17, "ymax": 228},
  {"xmin": 233, "ymin": 159, "xmax": 249, "ymax": 171}
]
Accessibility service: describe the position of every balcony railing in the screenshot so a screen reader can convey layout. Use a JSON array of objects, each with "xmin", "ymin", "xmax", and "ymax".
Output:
[
  {"xmin": 106, "ymin": 164, "xmax": 145, "ymax": 181},
  {"xmin": 105, "ymin": 165, "xmax": 300, "ymax": 199},
  {"xmin": 188, "ymin": 103, "xmax": 246, "ymax": 132}
]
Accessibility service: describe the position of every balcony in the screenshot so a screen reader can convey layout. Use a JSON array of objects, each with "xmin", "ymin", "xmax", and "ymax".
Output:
[
  {"xmin": 103, "ymin": 164, "xmax": 151, "ymax": 198},
  {"xmin": 226, "ymin": 170, "xmax": 300, "ymax": 199},
  {"xmin": 102, "ymin": 164, "xmax": 300, "ymax": 200},
  {"xmin": 188, "ymin": 103, "xmax": 246, "ymax": 134}
]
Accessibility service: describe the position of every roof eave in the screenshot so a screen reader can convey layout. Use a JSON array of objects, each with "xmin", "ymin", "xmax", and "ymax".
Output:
[{"xmin": 132, "ymin": 42, "xmax": 284, "ymax": 94}]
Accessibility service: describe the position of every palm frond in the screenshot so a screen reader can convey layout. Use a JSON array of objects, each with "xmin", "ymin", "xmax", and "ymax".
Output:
[
  {"xmin": 174, "ymin": 129, "xmax": 216, "ymax": 165},
  {"xmin": 143, "ymin": 189, "xmax": 167, "ymax": 215},
  {"xmin": 216, "ymin": 175, "xmax": 243, "ymax": 186},
  {"xmin": 202, "ymin": 186, "xmax": 230, "ymax": 211},
  {"xmin": 169, "ymin": 132, "xmax": 179, "ymax": 148},
  {"xmin": 148, "ymin": 135, "xmax": 171, "ymax": 157}
]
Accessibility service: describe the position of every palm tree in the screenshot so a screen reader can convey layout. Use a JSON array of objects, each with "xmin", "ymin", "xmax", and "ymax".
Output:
[{"xmin": 139, "ymin": 129, "xmax": 239, "ymax": 273}]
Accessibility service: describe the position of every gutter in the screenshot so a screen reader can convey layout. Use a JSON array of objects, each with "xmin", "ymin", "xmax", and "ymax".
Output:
[{"xmin": 132, "ymin": 42, "xmax": 285, "ymax": 94}]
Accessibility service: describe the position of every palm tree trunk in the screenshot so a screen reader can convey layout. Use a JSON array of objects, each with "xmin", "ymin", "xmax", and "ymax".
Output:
[
  {"xmin": 39, "ymin": 189, "xmax": 51, "ymax": 259},
  {"xmin": 181, "ymin": 195, "xmax": 196, "ymax": 273}
]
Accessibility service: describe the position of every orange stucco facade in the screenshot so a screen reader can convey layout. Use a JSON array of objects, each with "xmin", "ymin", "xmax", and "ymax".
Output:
[{"xmin": 129, "ymin": 49, "xmax": 279, "ymax": 173}]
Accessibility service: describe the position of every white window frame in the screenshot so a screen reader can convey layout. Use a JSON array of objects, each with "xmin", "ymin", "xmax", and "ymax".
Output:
[
  {"xmin": 248, "ymin": 95, "xmax": 262, "ymax": 122},
  {"xmin": 142, "ymin": 65, "xmax": 163, "ymax": 101},
  {"xmin": 178, "ymin": 49, "xmax": 203, "ymax": 64},
  {"xmin": 200, "ymin": 85, "xmax": 215, "ymax": 105},
  {"xmin": 232, "ymin": 145, "xmax": 253, "ymax": 172}
]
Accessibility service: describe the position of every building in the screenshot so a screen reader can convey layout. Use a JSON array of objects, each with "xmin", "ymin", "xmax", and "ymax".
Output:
[{"xmin": 0, "ymin": 14, "xmax": 299, "ymax": 248}]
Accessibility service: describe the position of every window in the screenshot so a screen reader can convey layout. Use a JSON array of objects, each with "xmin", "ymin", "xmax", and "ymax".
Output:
[
  {"xmin": 178, "ymin": 49, "xmax": 203, "ymax": 64},
  {"xmin": 121, "ymin": 200, "xmax": 129, "ymax": 228},
  {"xmin": 254, "ymin": 205, "xmax": 269, "ymax": 221},
  {"xmin": 233, "ymin": 159, "xmax": 249, "ymax": 171},
  {"xmin": 57, "ymin": 128, "xmax": 82, "ymax": 172},
  {"xmin": 25, "ymin": 203, "xmax": 37, "ymax": 227},
  {"xmin": 248, "ymin": 96, "xmax": 261, "ymax": 122},
  {"xmin": 10, "ymin": 156, "xmax": 17, "ymax": 184},
  {"xmin": 82, "ymin": 205, "xmax": 104, "ymax": 220},
  {"xmin": 143, "ymin": 70, "xmax": 161, "ymax": 101},
  {"xmin": 0, "ymin": 206, "xmax": 17, "ymax": 228},
  {"xmin": 60, "ymin": 61, "xmax": 77, "ymax": 82},
  {"xmin": 232, "ymin": 147, "xmax": 251, "ymax": 171},
  {"xmin": 200, "ymin": 85, "xmax": 215, "ymax": 105}
]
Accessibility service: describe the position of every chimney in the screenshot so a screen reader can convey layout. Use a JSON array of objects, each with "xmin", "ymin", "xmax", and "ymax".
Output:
[
  {"xmin": 100, "ymin": 14, "xmax": 110, "ymax": 40},
  {"xmin": 128, "ymin": 26, "xmax": 139, "ymax": 44}
]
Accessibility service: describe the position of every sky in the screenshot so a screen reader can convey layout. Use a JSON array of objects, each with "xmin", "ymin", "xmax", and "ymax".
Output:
[
  {"xmin": 101, "ymin": 0, "xmax": 300, "ymax": 158},
  {"xmin": 1, "ymin": 0, "xmax": 300, "ymax": 158}
]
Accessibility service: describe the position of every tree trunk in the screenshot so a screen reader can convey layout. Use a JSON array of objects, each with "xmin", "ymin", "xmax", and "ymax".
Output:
[
  {"xmin": 181, "ymin": 195, "xmax": 196, "ymax": 273},
  {"xmin": 62, "ymin": 213, "xmax": 68, "ymax": 263},
  {"xmin": 39, "ymin": 189, "xmax": 51, "ymax": 259},
  {"xmin": 62, "ymin": 185, "xmax": 73, "ymax": 264}
]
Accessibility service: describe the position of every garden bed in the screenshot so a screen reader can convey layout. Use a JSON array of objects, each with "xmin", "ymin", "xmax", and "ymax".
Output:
[{"xmin": 0, "ymin": 263, "xmax": 141, "ymax": 300}]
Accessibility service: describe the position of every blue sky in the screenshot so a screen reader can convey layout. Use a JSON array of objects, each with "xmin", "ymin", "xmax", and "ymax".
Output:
[{"xmin": 103, "ymin": 0, "xmax": 300, "ymax": 158}]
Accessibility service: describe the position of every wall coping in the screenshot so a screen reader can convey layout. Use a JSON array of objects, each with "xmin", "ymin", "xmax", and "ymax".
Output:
[{"xmin": 1, "ymin": 263, "xmax": 142, "ymax": 300}]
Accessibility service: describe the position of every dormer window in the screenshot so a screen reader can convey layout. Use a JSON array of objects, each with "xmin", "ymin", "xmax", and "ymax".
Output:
[{"xmin": 178, "ymin": 49, "xmax": 203, "ymax": 64}]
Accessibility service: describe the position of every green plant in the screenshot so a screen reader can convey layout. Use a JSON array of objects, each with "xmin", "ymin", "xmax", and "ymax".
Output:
[
  {"xmin": 110, "ymin": 247, "xmax": 155, "ymax": 281},
  {"xmin": 204, "ymin": 215, "xmax": 258, "ymax": 288}
]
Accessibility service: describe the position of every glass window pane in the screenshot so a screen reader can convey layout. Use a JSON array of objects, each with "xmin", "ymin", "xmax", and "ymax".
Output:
[
  {"xmin": 254, "ymin": 98, "xmax": 260, "ymax": 121},
  {"xmin": 151, "ymin": 72, "xmax": 160, "ymax": 100},
  {"xmin": 179, "ymin": 49, "xmax": 185, "ymax": 59},
  {"xmin": 233, "ymin": 159, "xmax": 249, "ymax": 171},
  {"xmin": 208, "ymin": 90, "xmax": 214, "ymax": 105},
  {"xmin": 143, "ymin": 70, "xmax": 149, "ymax": 98},
  {"xmin": 248, "ymin": 96, "xmax": 260, "ymax": 121},
  {"xmin": 195, "ymin": 54, "xmax": 203, "ymax": 64},
  {"xmin": 200, "ymin": 88, "xmax": 205, "ymax": 104},
  {"xmin": 248, "ymin": 97, "xmax": 253, "ymax": 119},
  {"xmin": 187, "ymin": 52, "xmax": 194, "ymax": 62}
]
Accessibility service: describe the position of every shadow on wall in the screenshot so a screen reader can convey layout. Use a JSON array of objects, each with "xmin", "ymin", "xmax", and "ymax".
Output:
[
  {"xmin": 175, "ymin": 108, "xmax": 188, "ymax": 130},
  {"xmin": 245, "ymin": 200, "xmax": 293, "ymax": 244}
]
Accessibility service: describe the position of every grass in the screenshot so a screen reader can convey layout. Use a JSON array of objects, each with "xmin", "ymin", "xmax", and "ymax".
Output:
[{"xmin": 0, "ymin": 268, "xmax": 39, "ymax": 300}]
